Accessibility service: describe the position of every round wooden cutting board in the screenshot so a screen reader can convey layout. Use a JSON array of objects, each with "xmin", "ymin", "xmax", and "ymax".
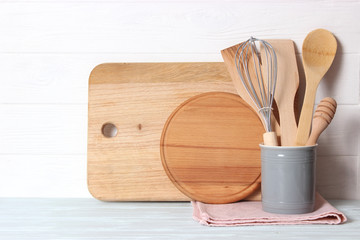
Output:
[{"xmin": 160, "ymin": 92, "xmax": 264, "ymax": 204}]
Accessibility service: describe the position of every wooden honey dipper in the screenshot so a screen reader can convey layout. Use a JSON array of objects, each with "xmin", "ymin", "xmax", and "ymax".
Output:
[{"xmin": 306, "ymin": 97, "xmax": 337, "ymax": 146}]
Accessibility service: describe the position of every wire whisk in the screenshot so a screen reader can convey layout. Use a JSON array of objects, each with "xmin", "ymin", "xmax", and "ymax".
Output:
[{"xmin": 234, "ymin": 37, "xmax": 278, "ymax": 145}]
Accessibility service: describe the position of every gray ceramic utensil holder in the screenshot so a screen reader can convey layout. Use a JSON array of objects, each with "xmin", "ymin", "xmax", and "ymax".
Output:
[{"xmin": 260, "ymin": 144, "xmax": 317, "ymax": 214}]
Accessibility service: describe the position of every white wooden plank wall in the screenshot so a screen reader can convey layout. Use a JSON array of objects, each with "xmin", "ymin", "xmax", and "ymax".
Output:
[{"xmin": 0, "ymin": 0, "xmax": 359, "ymax": 199}]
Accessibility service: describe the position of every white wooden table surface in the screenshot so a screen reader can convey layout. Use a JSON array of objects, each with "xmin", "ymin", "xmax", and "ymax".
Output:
[{"xmin": 0, "ymin": 198, "xmax": 359, "ymax": 239}]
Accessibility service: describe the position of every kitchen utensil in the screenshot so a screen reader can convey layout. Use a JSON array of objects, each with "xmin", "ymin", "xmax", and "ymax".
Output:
[
  {"xmin": 295, "ymin": 29, "xmax": 337, "ymax": 146},
  {"xmin": 306, "ymin": 97, "xmax": 337, "ymax": 146},
  {"xmin": 234, "ymin": 37, "xmax": 278, "ymax": 146},
  {"xmin": 265, "ymin": 40, "xmax": 299, "ymax": 146},
  {"xmin": 160, "ymin": 92, "xmax": 264, "ymax": 204},
  {"xmin": 88, "ymin": 62, "xmax": 260, "ymax": 201},
  {"xmin": 221, "ymin": 43, "xmax": 280, "ymax": 138}
]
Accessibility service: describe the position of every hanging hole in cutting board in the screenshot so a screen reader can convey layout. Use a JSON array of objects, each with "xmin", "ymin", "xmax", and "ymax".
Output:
[{"xmin": 101, "ymin": 123, "xmax": 118, "ymax": 138}]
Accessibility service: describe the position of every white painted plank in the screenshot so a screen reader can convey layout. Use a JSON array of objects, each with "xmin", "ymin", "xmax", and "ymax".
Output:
[
  {"xmin": 316, "ymin": 105, "xmax": 360, "ymax": 156},
  {"xmin": 317, "ymin": 156, "xmax": 358, "ymax": 200},
  {"xmin": 0, "ymin": 1, "xmax": 359, "ymax": 53},
  {"xmin": 0, "ymin": 53, "xmax": 358, "ymax": 104},
  {"xmin": 315, "ymin": 54, "xmax": 359, "ymax": 105},
  {"xmin": 0, "ymin": 198, "xmax": 358, "ymax": 239},
  {"xmin": 295, "ymin": 54, "xmax": 360, "ymax": 105},
  {"xmin": 0, "ymin": 104, "xmax": 87, "ymax": 154},
  {"xmin": 0, "ymin": 54, "xmax": 91, "ymax": 104},
  {"xmin": 0, "ymin": 53, "xmax": 221, "ymax": 104},
  {"xmin": 0, "ymin": 155, "xmax": 91, "ymax": 198}
]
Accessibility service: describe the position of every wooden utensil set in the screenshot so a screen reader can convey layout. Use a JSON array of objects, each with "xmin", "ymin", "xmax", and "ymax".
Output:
[
  {"xmin": 222, "ymin": 29, "xmax": 337, "ymax": 147},
  {"xmin": 87, "ymin": 29, "xmax": 339, "ymax": 203}
]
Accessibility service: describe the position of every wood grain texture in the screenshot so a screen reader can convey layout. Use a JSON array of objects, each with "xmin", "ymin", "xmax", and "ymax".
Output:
[
  {"xmin": 88, "ymin": 62, "xmax": 260, "ymax": 201},
  {"xmin": 160, "ymin": 92, "xmax": 263, "ymax": 203},
  {"xmin": 266, "ymin": 40, "xmax": 299, "ymax": 146},
  {"xmin": 306, "ymin": 97, "xmax": 337, "ymax": 146},
  {"xmin": 296, "ymin": 29, "xmax": 337, "ymax": 146}
]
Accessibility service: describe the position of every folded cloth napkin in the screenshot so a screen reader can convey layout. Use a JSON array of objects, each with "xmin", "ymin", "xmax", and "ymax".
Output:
[{"xmin": 192, "ymin": 193, "xmax": 346, "ymax": 226}]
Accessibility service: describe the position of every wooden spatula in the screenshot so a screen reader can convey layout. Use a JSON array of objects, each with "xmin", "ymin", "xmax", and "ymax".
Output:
[{"xmin": 265, "ymin": 40, "xmax": 299, "ymax": 146}]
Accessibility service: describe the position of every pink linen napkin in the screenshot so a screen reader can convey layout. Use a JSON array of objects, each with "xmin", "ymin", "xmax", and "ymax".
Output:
[{"xmin": 192, "ymin": 193, "xmax": 346, "ymax": 226}]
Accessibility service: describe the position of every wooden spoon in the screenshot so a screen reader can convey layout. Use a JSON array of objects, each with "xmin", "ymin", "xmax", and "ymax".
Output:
[
  {"xmin": 306, "ymin": 97, "xmax": 337, "ymax": 146},
  {"xmin": 265, "ymin": 40, "xmax": 299, "ymax": 146},
  {"xmin": 296, "ymin": 29, "xmax": 337, "ymax": 146}
]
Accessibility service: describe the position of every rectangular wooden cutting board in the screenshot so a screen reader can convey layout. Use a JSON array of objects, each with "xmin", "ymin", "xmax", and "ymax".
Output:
[{"xmin": 87, "ymin": 62, "xmax": 261, "ymax": 201}]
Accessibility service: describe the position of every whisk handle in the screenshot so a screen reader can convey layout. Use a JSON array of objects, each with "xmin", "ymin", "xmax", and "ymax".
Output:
[{"xmin": 263, "ymin": 132, "xmax": 278, "ymax": 146}]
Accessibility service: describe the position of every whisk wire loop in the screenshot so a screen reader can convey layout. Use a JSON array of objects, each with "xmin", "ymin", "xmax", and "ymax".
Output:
[{"xmin": 235, "ymin": 37, "xmax": 277, "ymax": 133}]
